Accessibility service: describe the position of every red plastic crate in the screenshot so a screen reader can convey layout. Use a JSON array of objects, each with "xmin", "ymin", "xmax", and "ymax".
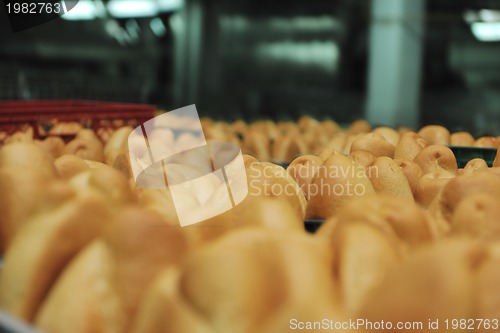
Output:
[{"xmin": 0, "ymin": 100, "xmax": 156, "ymax": 138}]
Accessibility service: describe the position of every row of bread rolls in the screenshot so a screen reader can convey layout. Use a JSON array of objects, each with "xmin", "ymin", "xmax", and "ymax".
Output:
[
  {"xmin": 1, "ymin": 120, "xmax": 500, "ymax": 333},
  {"xmin": 2, "ymin": 119, "xmax": 499, "ymax": 164}
]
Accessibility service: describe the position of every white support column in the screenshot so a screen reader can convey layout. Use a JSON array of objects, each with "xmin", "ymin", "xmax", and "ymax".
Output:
[{"xmin": 365, "ymin": 0, "xmax": 425, "ymax": 128}]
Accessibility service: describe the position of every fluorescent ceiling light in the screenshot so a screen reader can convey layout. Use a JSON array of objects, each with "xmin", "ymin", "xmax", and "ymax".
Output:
[
  {"xmin": 150, "ymin": 17, "xmax": 167, "ymax": 37},
  {"xmin": 471, "ymin": 22, "xmax": 500, "ymax": 42},
  {"xmin": 107, "ymin": 0, "xmax": 158, "ymax": 18},
  {"xmin": 479, "ymin": 9, "xmax": 500, "ymax": 23},
  {"xmin": 158, "ymin": 0, "xmax": 184, "ymax": 12},
  {"xmin": 61, "ymin": 1, "xmax": 97, "ymax": 20}
]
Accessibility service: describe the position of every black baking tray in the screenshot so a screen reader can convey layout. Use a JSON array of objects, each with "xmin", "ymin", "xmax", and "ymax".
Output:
[{"xmin": 449, "ymin": 146, "xmax": 497, "ymax": 168}]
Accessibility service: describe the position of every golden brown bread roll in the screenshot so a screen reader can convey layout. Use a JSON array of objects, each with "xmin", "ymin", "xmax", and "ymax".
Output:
[
  {"xmin": 474, "ymin": 136, "xmax": 499, "ymax": 148},
  {"xmin": 350, "ymin": 132, "xmax": 396, "ymax": 158},
  {"xmin": 414, "ymin": 170, "xmax": 455, "ymax": 208},
  {"xmin": 133, "ymin": 228, "xmax": 342, "ymax": 333},
  {"xmin": 349, "ymin": 150, "xmax": 377, "ymax": 169},
  {"xmin": 62, "ymin": 129, "xmax": 104, "ymax": 162},
  {"xmin": 413, "ymin": 145, "xmax": 458, "ymax": 175},
  {"xmin": 287, "ymin": 154, "xmax": 323, "ymax": 200},
  {"xmin": 4, "ymin": 127, "xmax": 34, "ymax": 144},
  {"xmin": 332, "ymin": 222, "xmax": 403, "ymax": 313},
  {"xmin": 418, "ymin": 125, "xmax": 450, "ymax": 145},
  {"xmin": 306, "ymin": 153, "xmax": 376, "ymax": 219},
  {"xmin": 0, "ymin": 142, "xmax": 57, "ymax": 177},
  {"xmin": 436, "ymin": 170, "xmax": 500, "ymax": 222},
  {"xmin": 462, "ymin": 158, "xmax": 489, "ymax": 174},
  {"xmin": 451, "ymin": 193, "xmax": 500, "ymax": 240},
  {"xmin": 0, "ymin": 167, "xmax": 54, "ymax": 253},
  {"xmin": 35, "ymin": 207, "xmax": 189, "ymax": 333},
  {"xmin": 34, "ymin": 136, "xmax": 66, "ymax": 159},
  {"xmin": 271, "ymin": 135, "xmax": 307, "ymax": 163},
  {"xmin": 246, "ymin": 161, "xmax": 307, "ymax": 220},
  {"xmin": 54, "ymin": 154, "xmax": 90, "ymax": 179},
  {"xmin": 367, "ymin": 157, "xmax": 413, "ymax": 200},
  {"xmin": 319, "ymin": 196, "xmax": 434, "ymax": 247},
  {"xmin": 393, "ymin": 158, "xmax": 423, "ymax": 197},
  {"xmin": 104, "ymin": 126, "xmax": 133, "ymax": 166},
  {"xmin": 48, "ymin": 122, "xmax": 83, "ymax": 135},
  {"xmin": 475, "ymin": 255, "xmax": 500, "ymax": 321},
  {"xmin": 325, "ymin": 133, "xmax": 348, "ymax": 153},
  {"xmin": 230, "ymin": 196, "xmax": 304, "ymax": 232},
  {"xmin": 372, "ymin": 127, "xmax": 400, "ymax": 146},
  {"xmin": 347, "ymin": 119, "xmax": 371, "ymax": 135},
  {"xmin": 393, "ymin": 132, "xmax": 429, "ymax": 161},
  {"xmin": 450, "ymin": 131, "xmax": 475, "ymax": 146},
  {"xmin": 359, "ymin": 238, "xmax": 489, "ymax": 333},
  {"xmin": 0, "ymin": 190, "xmax": 110, "ymax": 322},
  {"xmin": 242, "ymin": 131, "xmax": 270, "ymax": 161}
]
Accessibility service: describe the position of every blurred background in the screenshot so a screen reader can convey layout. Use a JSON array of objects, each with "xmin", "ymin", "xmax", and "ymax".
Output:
[{"xmin": 0, "ymin": 0, "xmax": 500, "ymax": 134}]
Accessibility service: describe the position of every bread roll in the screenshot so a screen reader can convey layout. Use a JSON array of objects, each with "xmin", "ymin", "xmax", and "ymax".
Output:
[
  {"xmin": 394, "ymin": 132, "xmax": 429, "ymax": 161},
  {"xmin": 414, "ymin": 170, "xmax": 455, "ymax": 208},
  {"xmin": 437, "ymin": 170, "xmax": 500, "ymax": 222},
  {"xmin": 306, "ymin": 154, "xmax": 376, "ymax": 219},
  {"xmin": 360, "ymin": 239, "xmax": 487, "ymax": 333},
  {"xmin": 451, "ymin": 193, "xmax": 500, "ymax": 240},
  {"xmin": 350, "ymin": 132, "xmax": 396, "ymax": 158},
  {"xmin": 450, "ymin": 132, "xmax": 475, "ymax": 147},
  {"xmin": 347, "ymin": 119, "xmax": 371, "ymax": 134},
  {"xmin": 475, "ymin": 256, "xmax": 500, "ymax": 320},
  {"xmin": 287, "ymin": 155, "xmax": 323, "ymax": 199},
  {"xmin": 463, "ymin": 158, "xmax": 488, "ymax": 174},
  {"xmin": 0, "ymin": 142, "xmax": 57, "ymax": 177},
  {"xmin": 54, "ymin": 154, "xmax": 90, "ymax": 179},
  {"xmin": 474, "ymin": 136, "xmax": 498, "ymax": 148},
  {"xmin": 271, "ymin": 135, "xmax": 307, "ymax": 163},
  {"xmin": 333, "ymin": 222, "xmax": 402, "ymax": 313},
  {"xmin": 104, "ymin": 126, "xmax": 133, "ymax": 165},
  {"xmin": 69, "ymin": 167, "xmax": 137, "ymax": 206},
  {"xmin": 35, "ymin": 136, "xmax": 65, "ymax": 159},
  {"xmin": 242, "ymin": 132, "xmax": 270, "ymax": 161},
  {"xmin": 372, "ymin": 127, "xmax": 400, "ymax": 146},
  {"xmin": 248, "ymin": 161, "xmax": 307, "ymax": 219},
  {"xmin": 367, "ymin": 157, "xmax": 413, "ymax": 200},
  {"xmin": 327, "ymin": 196, "xmax": 434, "ymax": 246},
  {"xmin": 325, "ymin": 133, "xmax": 348, "ymax": 153},
  {"xmin": 4, "ymin": 127, "xmax": 34, "ymax": 144},
  {"xmin": 62, "ymin": 129, "xmax": 104, "ymax": 162},
  {"xmin": 418, "ymin": 125, "xmax": 450, "ymax": 145},
  {"xmin": 230, "ymin": 196, "xmax": 304, "ymax": 232},
  {"xmin": 36, "ymin": 207, "xmax": 189, "ymax": 333},
  {"xmin": 133, "ymin": 228, "xmax": 338, "ymax": 333},
  {"xmin": 393, "ymin": 158, "xmax": 423, "ymax": 197},
  {"xmin": 0, "ymin": 191, "xmax": 110, "ymax": 322},
  {"xmin": 349, "ymin": 150, "xmax": 376, "ymax": 169},
  {"xmin": 0, "ymin": 167, "xmax": 53, "ymax": 253},
  {"xmin": 413, "ymin": 145, "xmax": 458, "ymax": 175}
]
